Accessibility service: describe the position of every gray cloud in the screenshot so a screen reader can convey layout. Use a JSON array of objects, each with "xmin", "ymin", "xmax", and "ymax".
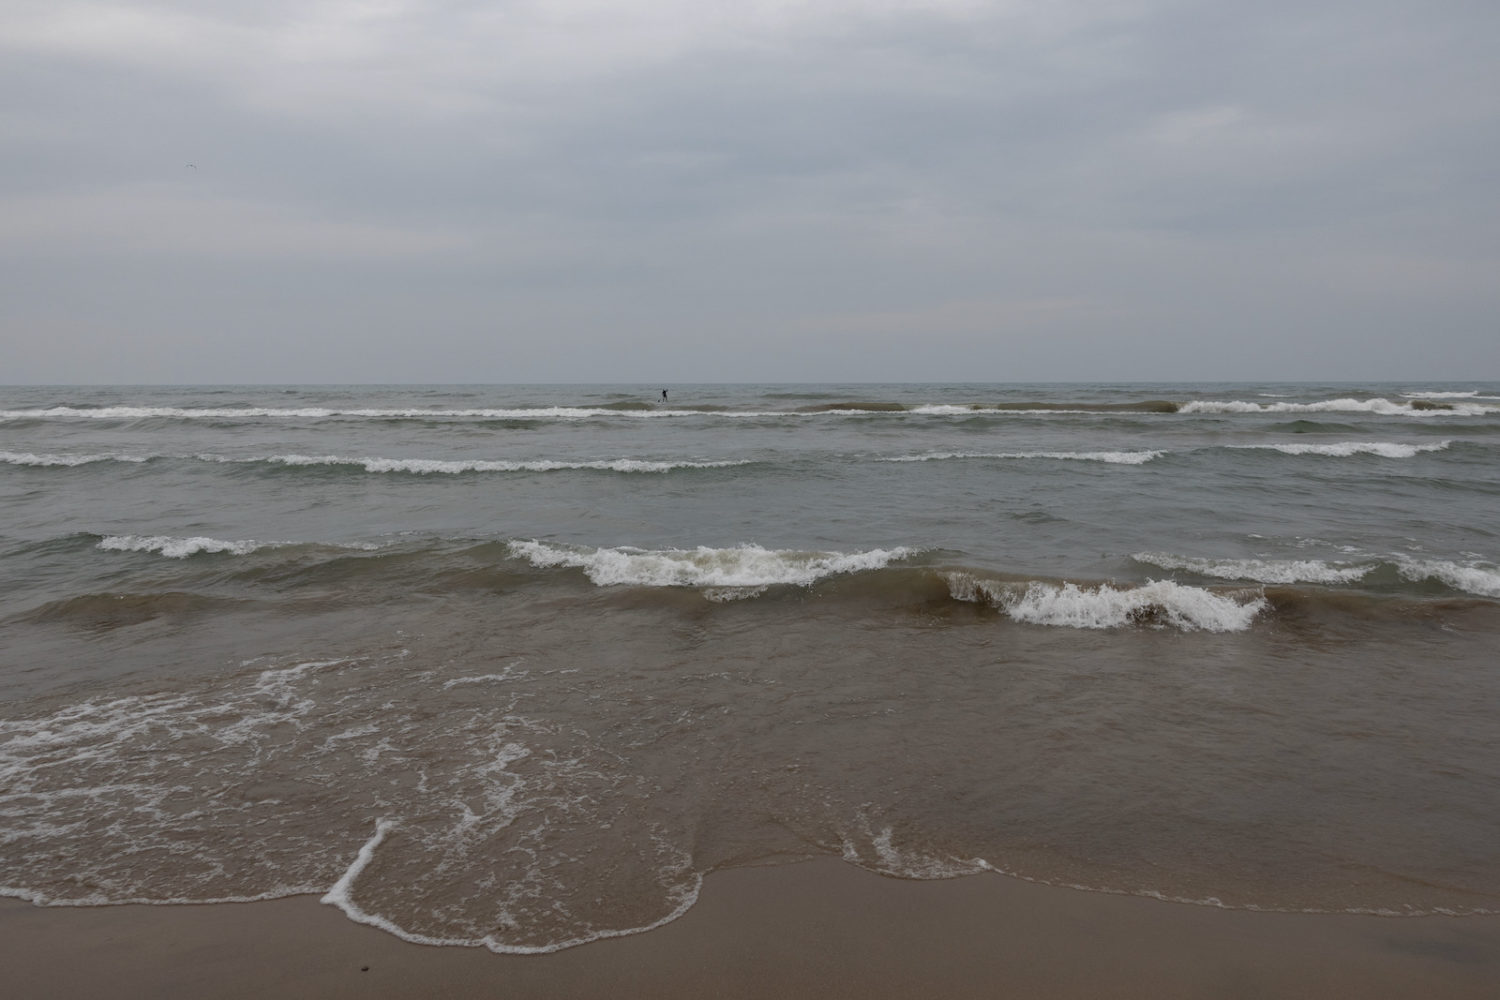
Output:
[{"xmin": 3, "ymin": 0, "xmax": 1497, "ymax": 382}]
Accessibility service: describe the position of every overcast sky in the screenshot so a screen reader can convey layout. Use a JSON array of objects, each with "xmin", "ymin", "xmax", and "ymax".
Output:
[{"xmin": 3, "ymin": 0, "xmax": 1497, "ymax": 383}]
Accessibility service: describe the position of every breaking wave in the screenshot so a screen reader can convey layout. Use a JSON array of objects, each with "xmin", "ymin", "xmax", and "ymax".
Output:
[
  {"xmin": 1, "ymin": 451, "xmax": 148, "ymax": 467},
  {"xmin": 882, "ymin": 450, "xmax": 1162, "ymax": 465},
  {"xmin": 6, "ymin": 394, "xmax": 1497, "ymax": 424},
  {"xmin": 262, "ymin": 455, "xmax": 750, "ymax": 475},
  {"xmin": 1134, "ymin": 551, "xmax": 1500, "ymax": 598},
  {"xmin": 1181, "ymin": 398, "xmax": 1498, "ymax": 417},
  {"xmin": 1, "ymin": 451, "xmax": 751, "ymax": 474},
  {"xmin": 506, "ymin": 541, "xmax": 918, "ymax": 590},
  {"xmin": 97, "ymin": 535, "xmax": 273, "ymax": 558},
  {"xmin": 1397, "ymin": 559, "xmax": 1500, "ymax": 598},
  {"xmin": 94, "ymin": 535, "xmax": 384, "ymax": 559},
  {"xmin": 78, "ymin": 532, "xmax": 1500, "ymax": 605},
  {"xmin": 1133, "ymin": 553, "xmax": 1375, "ymax": 585},
  {"xmin": 1231, "ymin": 441, "xmax": 1451, "ymax": 458},
  {"xmin": 944, "ymin": 573, "xmax": 1266, "ymax": 632}
]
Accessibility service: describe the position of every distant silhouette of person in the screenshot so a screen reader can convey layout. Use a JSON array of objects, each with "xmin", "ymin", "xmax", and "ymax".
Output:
[{"xmin": 661, "ymin": 389, "xmax": 668, "ymax": 402}]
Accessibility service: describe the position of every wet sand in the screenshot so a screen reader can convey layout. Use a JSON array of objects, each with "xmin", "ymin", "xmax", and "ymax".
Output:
[{"xmin": 3, "ymin": 858, "xmax": 1497, "ymax": 999}]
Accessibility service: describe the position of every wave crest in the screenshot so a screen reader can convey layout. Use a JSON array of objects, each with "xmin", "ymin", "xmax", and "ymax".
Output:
[
  {"xmin": 1397, "ymin": 559, "xmax": 1500, "ymax": 598},
  {"xmin": 883, "ymin": 450, "xmax": 1161, "ymax": 465},
  {"xmin": 1181, "ymin": 398, "xmax": 1496, "ymax": 417},
  {"xmin": 93, "ymin": 534, "xmax": 384, "ymax": 559},
  {"xmin": 1232, "ymin": 441, "xmax": 1451, "ymax": 458},
  {"xmin": 945, "ymin": 574, "xmax": 1266, "ymax": 631},
  {"xmin": 507, "ymin": 542, "xmax": 918, "ymax": 589},
  {"xmin": 97, "ymin": 535, "xmax": 271, "ymax": 558},
  {"xmin": 1, "ymin": 451, "xmax": 148, "ymax": 467},
  {"xmin": 1132, "ymin": 553, "xmax": 1375, "ymax": 585},
  {"xmin": 265, "ymin": 455, "xmax": 749, "ymax": 474}
]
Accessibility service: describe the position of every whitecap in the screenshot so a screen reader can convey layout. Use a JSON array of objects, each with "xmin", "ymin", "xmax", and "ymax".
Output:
[
  {"xmin": 1181, "ymin": 398, "xmax": 1496, "ymax": 417},
  {"xmin": 264, "ymin": 455, "xmax": 749, "ymax": 474},
  {"xmin": 1, "ymin": 451, "xmax": 148, "ymax": 467},
  {"xmin": 946, "ymin": 574, "xmax": 1266, "ymax": 632},
  {"xmin": 907, "ymin": 405, "xmax": 1097, "ymax": 416},
  {"xmin": 907, "ymin": 405, "xmax": 987, "ymax": 416},
  {"xmin": 96, "ymin": 535, "xmax": 270, "ymax": 558},
  {"xmin": 1231, "ymin": 441, "xmax": 1451, "ymax": 458},
  {"xmin": 0, "ymin": 406, "xmax": 341, "ymax": 421},
  {"xmin": 882, "ymin": 450, "xmax": 1162, "ymax": 465},
  {"xmin": 1396, "ymin": 559, "xmax": 1500, "ymax": 598},
  {"xmin": 1132, "ymin": 552, "xmax": 1374, "ymax": 585},
  {"xmin": 507, "ymin": 541, "xmax": 917, "ymax": 589}
]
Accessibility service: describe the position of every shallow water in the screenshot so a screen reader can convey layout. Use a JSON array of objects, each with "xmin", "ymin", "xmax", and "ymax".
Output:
[{"xmin": 2, "ymin": 383, "xmax": 1498, "ymax": 950}]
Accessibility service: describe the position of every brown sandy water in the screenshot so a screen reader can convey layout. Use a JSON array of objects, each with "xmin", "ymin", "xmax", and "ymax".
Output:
[{"xmin": 4, "ymin": 563, "xmax": 1498, "ymax": 953}]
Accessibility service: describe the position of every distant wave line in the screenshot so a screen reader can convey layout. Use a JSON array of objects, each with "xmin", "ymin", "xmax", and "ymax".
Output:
[
  {"xmin": 0, "ymin": 405, "xmax": 704, "ymax": 421},
  {"xmin": 5, "ymin": 395, "xmax": 1495, "ymax": 423},
  {"xmin": 880, "ymin": 442, "xmax": 1455, "ymax": 465},
  {"xmin": 882, "ymin": 450, "xmax": 1164, "ymax": 465},
  {"xmin": 0, "ymin": 451, "xmax": 149, "ymax": 467},
  {"xmin": 3, "ymin": 442, "xmax": 1467, "ymax": 473},
  {"xmin": 1228, "ymin": 441, "xmax": 1452, "ymax": 458},
  {"xmin": 0, "ymin": 452, "xmax": 753, "ymax": 474},
  {"xmin": 95, "ymin": 534, "xmax": 386, "ymax": 558},
  {"xmin": 261, "ymin": 455, "xmax": 753, "ymax": 475},
  {"xmin": 1181, "ymin": 398, "xmax": 1496, "ymax": 417}
]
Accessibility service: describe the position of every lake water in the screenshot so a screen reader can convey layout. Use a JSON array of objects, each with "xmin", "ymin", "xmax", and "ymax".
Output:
[{"xmin": 2, "ymin": 382, "xmax": 1497, "ymax": 951}]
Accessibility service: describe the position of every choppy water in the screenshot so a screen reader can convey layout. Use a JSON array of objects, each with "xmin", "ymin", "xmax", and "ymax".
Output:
[{"xmin": 2, "ymin": 383, "xmax": 1498, "ymax": 951}]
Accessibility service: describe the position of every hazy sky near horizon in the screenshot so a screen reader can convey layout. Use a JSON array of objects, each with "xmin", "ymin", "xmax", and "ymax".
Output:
[{"xmin": 3, "ymin": 0, "xmax": 1497, "ymax": 383}]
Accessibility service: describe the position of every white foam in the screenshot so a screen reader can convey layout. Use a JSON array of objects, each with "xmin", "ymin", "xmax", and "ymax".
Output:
[
  {"xmin": 442, "ymin": 661, "xmax": 528, "ymax": 688},
  {"xmin": 0, "ymin": 451, "xmax": 147, "ymax": 467},
  {"xmin": 0, "ymin": 884, "xmax": 323, "ymax": 908},
  {"xmin": 1397, "ymin": 559, "xmax": 1500, "ymax": 598},
  {"xmin": 883, "ymin": 450, "xmax": 1162, "ymax": 465},
  {"xmin": 318, "ymin": 822, "xmax": 706, "ymax": 956},
  {"xmin": 94, "ymin": 535, "xmax": 385, "ymax": 558},
  {"xmin": 265, "ymin": 454, "xmax": 748, "ymax": 474},
  {"xmin": 842, "ymin": 825, "xmax": 986, "ymax": 880},
  {"xmin": 481, "ymin": 866, "xmax": 704, "ymax": 956},
  {"xmin": 0, "ymin": 406, "xmax": 344, "ymax": 421},
  {"xmin": 1, "ymin": 450, "xmax": 754, "ymax": 473},
  {"xmin": 0, "ymin": 651, "xmax": 721, "ymax": 953},
  {"xmin": 907, "ymin": 405, "xmax": 1099, "ymax": 416},
  {"xmin": 1232, "ymin": 441, "xmax": 1451, "ymax": 458},
  {"xmin": 1132, "ymin": 552, "xmax": 1375, "ymax": 584},
  {"xmin": 1181, "ymin": 398, "xmax": 1497, "ymax": 417},
  {"xmin": 701, "ymin": 585, "xmax": 771, "ymax": 602},
  {"xmin": 508, "ymin": 541, "xmax": 917, "ymax": 589},
  {"xmin": 96, "ymin": 534, "xmax": 270, "ymax": 558},
  {"xmin": 947, "ymin": 574, "xmax": 1266, "ymax": 631},
  {"xmin": 318, "ymin": 820, "xmax": 470, "ymax": 944}
]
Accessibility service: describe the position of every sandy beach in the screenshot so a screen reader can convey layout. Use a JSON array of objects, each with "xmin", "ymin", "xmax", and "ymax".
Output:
[{"xmin": 4, "ymin": 858, "xmax": 1497, "ymax": 999}]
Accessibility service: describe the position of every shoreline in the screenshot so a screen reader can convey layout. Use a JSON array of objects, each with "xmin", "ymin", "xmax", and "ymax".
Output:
[{"xmin": 4, "ymin": 859, "xmax": 1497, "ymax": 999}]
